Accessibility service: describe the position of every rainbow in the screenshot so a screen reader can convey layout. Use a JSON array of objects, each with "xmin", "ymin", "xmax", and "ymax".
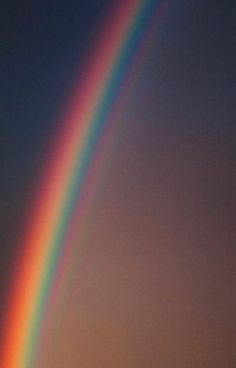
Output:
[{"xmin": 1, "ymin": 1, "xmax": 169, "ymax": 367}]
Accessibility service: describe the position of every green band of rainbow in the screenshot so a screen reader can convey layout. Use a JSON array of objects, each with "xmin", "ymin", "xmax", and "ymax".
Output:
[{"xmin": 1, "ymin": 1, "xmax": 168, "ymax": 367}]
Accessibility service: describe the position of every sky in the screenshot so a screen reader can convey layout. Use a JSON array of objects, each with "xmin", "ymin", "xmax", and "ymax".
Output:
[{"xmin": 0, "ymin": 1, "xmax": 236, "ymax": 367}]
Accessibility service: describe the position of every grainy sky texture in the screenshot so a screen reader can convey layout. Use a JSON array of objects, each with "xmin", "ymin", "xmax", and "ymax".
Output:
[{"xmin": 0, "ymin": 1, "xmax": 235, "ymax": 367}]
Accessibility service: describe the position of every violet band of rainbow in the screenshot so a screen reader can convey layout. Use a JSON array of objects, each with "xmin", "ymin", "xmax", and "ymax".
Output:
[{"xmin": 1, "ymin": 1, "xmax": 168, "ymax": 367}]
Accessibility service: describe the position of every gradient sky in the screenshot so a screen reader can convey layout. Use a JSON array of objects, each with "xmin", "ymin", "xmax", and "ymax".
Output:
[{"xmin": 1, "ymin": 1, "xmax": 236, "ymax": 367}]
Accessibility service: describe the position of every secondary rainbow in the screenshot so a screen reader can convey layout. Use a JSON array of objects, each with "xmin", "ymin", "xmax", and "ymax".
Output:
[{"xmin": 1, "ymin": 1, "xmax": 168, "ymax": 367}]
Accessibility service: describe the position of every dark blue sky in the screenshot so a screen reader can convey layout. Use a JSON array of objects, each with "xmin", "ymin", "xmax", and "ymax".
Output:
[{"xmin": 0, "ymin": 0, "xmax": 115, "ymax": 320}]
